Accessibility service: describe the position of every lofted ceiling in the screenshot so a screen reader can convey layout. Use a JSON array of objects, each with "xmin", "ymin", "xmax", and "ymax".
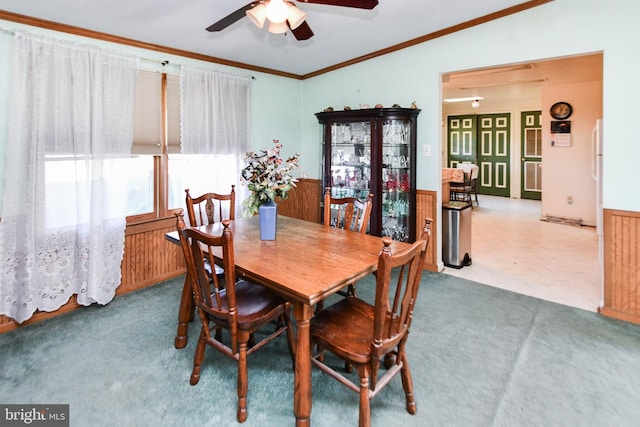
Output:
[{"xmin": 0, "ymin": 0, "xmax": 546, "ymax": 78}]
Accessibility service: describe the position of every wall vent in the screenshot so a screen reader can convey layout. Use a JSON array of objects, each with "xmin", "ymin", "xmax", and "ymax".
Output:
[{"xmin": 541, "ymin": 215, "xmax": 583, "ymax": 226}]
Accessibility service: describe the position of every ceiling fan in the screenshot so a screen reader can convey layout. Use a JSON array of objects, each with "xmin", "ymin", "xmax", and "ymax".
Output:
[{"xmin": 206, "ymin": 0, "xmax": 379, "ymax": 41}]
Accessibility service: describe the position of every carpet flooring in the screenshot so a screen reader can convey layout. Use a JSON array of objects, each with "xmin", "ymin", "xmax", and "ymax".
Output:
[{"xmin": 1, "ymin": 272, "xmax": 639, "ymax": 426}]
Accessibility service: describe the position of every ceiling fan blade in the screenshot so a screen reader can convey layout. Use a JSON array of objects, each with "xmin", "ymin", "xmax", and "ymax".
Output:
[
  {"xmin": 297, "ymin": 0, "xmax": 378, "ymax": 9},
  {"xmin": 206, "ymin": 2, "xmax": 259, "ymax": 32},
  {"xmin": 289, "ymin": 21, "xmax": 314, "ymax": 41}
]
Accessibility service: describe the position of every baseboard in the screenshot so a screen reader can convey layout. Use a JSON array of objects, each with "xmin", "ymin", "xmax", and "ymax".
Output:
[{"xmin": 599, "ymin": 306, "xmax": 640, "ymax": 325}]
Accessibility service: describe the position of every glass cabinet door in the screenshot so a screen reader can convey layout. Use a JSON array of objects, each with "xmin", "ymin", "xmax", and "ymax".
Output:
[
  {"xmin": 318, "ymin": 107, "xmax": 420, "ymax": 243},
  {"xmin": 328, "ymin": 121, "xmax": 372, "ymax": 200},
  {"xmin": 381, "ymin": 119, "xmax": 412, "ymax": 241}
]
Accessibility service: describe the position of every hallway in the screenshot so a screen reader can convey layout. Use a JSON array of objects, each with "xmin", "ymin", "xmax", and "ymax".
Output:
[{"xmin": 442, "ymin": 195, "xmax": 601, "ymax": 312}]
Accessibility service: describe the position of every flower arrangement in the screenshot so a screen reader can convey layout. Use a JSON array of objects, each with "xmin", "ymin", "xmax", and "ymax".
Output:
[{"xmin": 240, "ymin": 139, "xmax": 300, "ymax": 216}]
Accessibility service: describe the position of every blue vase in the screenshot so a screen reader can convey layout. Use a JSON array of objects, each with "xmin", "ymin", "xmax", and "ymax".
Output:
[{"xmin": 259, "ymin": 199, "xmax": 277, "ymax": 240}]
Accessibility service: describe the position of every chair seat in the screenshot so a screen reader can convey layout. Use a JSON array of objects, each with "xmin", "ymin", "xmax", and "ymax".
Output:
[
  {"xmin": 311, "ymin": 297, "xmax": 393, "ymax": 365},
  {"xmin": 207, "ymin": 280, "xmax": 289, "ymax": 330}
]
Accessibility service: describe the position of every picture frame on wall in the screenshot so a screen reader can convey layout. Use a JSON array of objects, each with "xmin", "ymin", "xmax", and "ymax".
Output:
[{"xmin": 550, "ymin": 120, "xmax": 571, "ymax": 133}]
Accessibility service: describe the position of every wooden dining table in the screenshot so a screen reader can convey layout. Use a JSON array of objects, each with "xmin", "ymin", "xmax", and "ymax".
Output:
[{"xmin": 165, "ymin": 215, "xmax": 410, "ymax": 426}]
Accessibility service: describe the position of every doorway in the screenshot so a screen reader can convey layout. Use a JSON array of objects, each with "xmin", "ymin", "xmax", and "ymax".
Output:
[{"xmin": 441, "ymin": 53, "xmax": 603, "ymax": 311}]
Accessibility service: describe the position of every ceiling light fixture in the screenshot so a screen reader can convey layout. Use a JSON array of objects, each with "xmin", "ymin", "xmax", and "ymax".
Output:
[
  {"xmin": 246, "ymin": 0, "xmax": 307, "ymax": 34},
  {"xmin": 268, "ymin": 20, "xmax": 289, "ymax": 34},
  {"xmin": 443, "ymin": 96, "xmax": 485, "ymax": 103},
  {"xmin": 266, "ymin": 0, "xmax": 288, "ymax": 23},
  {"xmin": 471, "ymin": 99, "xmax": 480, "ymax": 108}
]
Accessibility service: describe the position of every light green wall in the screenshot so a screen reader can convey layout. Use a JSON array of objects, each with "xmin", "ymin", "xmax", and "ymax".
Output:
[
  {"xmin": 301, "ymin": 0, "xmax": 640, "ymax": 213},
  {"xmin": 250, "ymin": 73, "xmax": 302, "ymax": 164}
]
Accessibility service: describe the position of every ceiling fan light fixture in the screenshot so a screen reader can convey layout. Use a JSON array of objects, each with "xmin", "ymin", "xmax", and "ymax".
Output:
[
  {"xmin": 266, "ymin": 0, "xmax": 288, "ymax": 24},
  {"xmin": 268, "ymin": 20, "xmax": 288, "ymax": 34},
  {"xmin": 286, "ymin": 3, "xmax": 307, "ymax": 30},
  {"xmin": 246, "ymin": 3, "xmax": 267, "ymax": 29}
]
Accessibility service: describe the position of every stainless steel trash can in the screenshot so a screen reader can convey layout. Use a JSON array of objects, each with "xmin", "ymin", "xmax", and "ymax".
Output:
[{"xmin": 442, "ymin": 201, "xmax": 472, "ymax": 268}]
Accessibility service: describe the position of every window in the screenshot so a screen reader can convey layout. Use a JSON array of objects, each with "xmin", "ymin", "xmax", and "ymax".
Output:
[
  {"xmin": 0, "ymin": 32, "xmax": 139, "ymax": 322},
  {"xmin": 127, "ymin": 71, "xmax": 158, "ymax": 220},
  {"xmin": 45, "ymin": 155, "xmax": 138, "ymax": 229},
  {"xmin": 127, "ymin": 71, "xmax": 184, "ymax": 222},
  {"xmin": 128, "ymin": 69, "xmax": 249, "ymax": 224},
  {"xmin": 524, "ymin": 128, "xmax": 542, "ymax": 158},
  {"xmin": 167, "ymin": 153, "xmax": 244, "ymax": 208}
]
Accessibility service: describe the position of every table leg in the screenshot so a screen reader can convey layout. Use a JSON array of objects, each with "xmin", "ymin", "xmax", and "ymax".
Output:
[
  {"xmin": 174, "ymin": 273, "xmax": 193, "ymax": 349},
  {"xmin": 293, "ymin": 301, "xmax": 313, "ymax": 427}
]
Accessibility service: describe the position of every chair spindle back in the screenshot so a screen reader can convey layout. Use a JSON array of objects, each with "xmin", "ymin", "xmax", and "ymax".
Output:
[
  {"xmin": 185, "ymin": 185, "xmax": 236, "ymax": 227},
  {"xmin": 323, "ymin": 186, "xmax": 373, "ymax": 234}
]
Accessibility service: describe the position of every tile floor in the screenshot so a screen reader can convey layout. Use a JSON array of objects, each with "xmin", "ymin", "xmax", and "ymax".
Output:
[{"xmin": 441, "ymin": 195, "xmax": 602, "ymax": 312}]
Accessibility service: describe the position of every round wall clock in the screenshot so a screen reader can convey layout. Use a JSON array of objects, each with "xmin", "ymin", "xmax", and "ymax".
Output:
[{"xmin": 550, "ymin": 102, "xmax": 573, "ymax": 120}]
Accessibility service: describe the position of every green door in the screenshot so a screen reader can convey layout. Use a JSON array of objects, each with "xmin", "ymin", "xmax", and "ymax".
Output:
[
  {"xmin": 447, "ymin": 115, "xmax": 476, "ymax": 167},
  {"xmin": 521, "ymin": 111, "xmax": 542, "ymax": 200},
  {"xmin": 477, "ymin": 113, "xmax": 511, "ymax": 197}
]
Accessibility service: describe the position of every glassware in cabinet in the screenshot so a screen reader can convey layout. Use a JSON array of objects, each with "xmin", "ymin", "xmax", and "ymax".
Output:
[
  {"xmin": 381, "ymin": 119, "xmax": 412, "ymax": 240},
  {"xmin": 317, "ymin": 108, "xmax": 420, "ymax": 242},
  {"xmin": 328, "ymin": 120, "xmax": 371, "ymax": 200}
]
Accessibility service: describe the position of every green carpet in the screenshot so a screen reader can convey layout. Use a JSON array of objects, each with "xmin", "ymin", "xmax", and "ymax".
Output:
[{"xmin": 1, "ymin": 272, "xmax": 639, "ymax": 426}]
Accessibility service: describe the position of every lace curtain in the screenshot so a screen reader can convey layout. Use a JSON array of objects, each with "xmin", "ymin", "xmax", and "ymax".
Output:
[
  {"xmin": 179, "ymin": 65, "xmax": 251, "ymax": 155},
  {"xmin": 175, "ymin": 65, "xmax": 252, "ymax": 213},
  {"xmin": 0, "ymin": 32, "xmax": 139, "ymax": 323}
]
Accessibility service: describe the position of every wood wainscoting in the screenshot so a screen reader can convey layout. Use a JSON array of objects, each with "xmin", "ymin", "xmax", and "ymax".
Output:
[
  {"xmin": 416, "ymin": 189, "xmax": 438, "ymax": 272},
  {"xmin": 277, "ymin": 178, "xmax": 323, "ymax": 224},
  {"xmin": 0, "ymin": 179, "xmax": 438, "ymax": 334},
  {"xmin": 600, "ymin": 208, "xmax": 640, "ymax": 324},
  {"xmin": 120, "ymin": 217, "xmax": 186, "ymax": 293}
]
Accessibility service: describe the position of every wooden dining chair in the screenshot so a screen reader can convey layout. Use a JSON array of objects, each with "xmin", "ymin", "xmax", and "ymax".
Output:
[
  {"xmin": 323, "ymin": 187, "xmax": 373, "ymax": 298},
  {"xmin": 310, "ymin": 218, "xmax": 432, "ymax": 427},
  {"xmin": 450, "ymin": 164, "xmax": 479, "ymax": 207},
  {"xmin": 323, "ymin": 187, "xmax": 373, "ymax": 234},
  {"xmin": 184, "ymin": 185, "xmax": 236, "ymax": 290},
  {"xmin": 185, "ymin": 185, "xmax": 236, "ymax": 226},
  {"xmin": 175, "ymin": 210, "xmax": 295, "ymax": 423}
]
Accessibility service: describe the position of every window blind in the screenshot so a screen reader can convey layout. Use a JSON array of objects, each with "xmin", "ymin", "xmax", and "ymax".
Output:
[{"xmin": 132, "ymin": 70, "xmax": 162, "ymax": 155}]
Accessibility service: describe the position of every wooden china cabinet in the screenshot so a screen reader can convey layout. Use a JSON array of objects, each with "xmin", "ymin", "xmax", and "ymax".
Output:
[{"xmin": 316, "ymin": 107, "xmax": 421, "ymax": 242}]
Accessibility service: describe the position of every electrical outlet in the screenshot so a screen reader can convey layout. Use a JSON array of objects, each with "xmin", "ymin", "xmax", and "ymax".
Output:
[{"xmin": 567, "ymin": 196, "xmax": 573, "ymax": 205}]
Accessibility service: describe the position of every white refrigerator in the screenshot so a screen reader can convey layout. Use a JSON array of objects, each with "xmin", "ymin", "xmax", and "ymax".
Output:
[{"xmin": 591, "ymin": 119, "xmax": 604, "ymax": 305}]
